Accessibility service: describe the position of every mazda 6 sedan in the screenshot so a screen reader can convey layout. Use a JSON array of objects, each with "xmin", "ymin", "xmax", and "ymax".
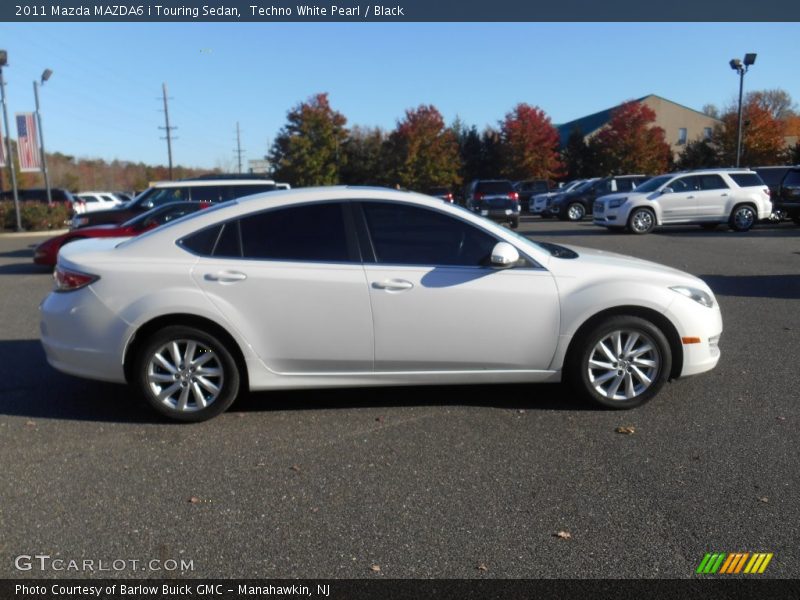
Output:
[{"xmin": 40, "ymin": 187, "xmax": 722, "ymax": 422}]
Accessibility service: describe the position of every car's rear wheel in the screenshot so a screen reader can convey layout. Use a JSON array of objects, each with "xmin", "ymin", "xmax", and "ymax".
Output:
[
  {"xmin": 627, "ymin": 208, "xmax": 655, "ymax": 234},
  {"xmin": 729, "ymin": 204, "xmax": 756, "ymax": 232},
  {"xmin": 134, "ymin": 325, "xmax": 240, "ymax": 422},
  {"xmin": 566, "ymin": 203, "xmax": 586, "ymax": 221},
  {"xmin": 567, "ymin": 316, "xmax": 671, "ymax": 409}
]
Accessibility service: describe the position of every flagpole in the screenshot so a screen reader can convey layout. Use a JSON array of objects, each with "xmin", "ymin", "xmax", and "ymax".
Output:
[
  {"xmin": 0, "ymin": 52, "xmax": 22, "ymax": 232},
  {"xmin": 34, "ymin": 77, "xmax": 52, "ymax": 204}
]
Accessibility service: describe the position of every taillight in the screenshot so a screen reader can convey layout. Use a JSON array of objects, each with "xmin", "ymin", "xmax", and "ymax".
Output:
[
  {"xmin": 764, "ymin": 187, "xmax": 771, "ymax": 197},
  {"xmin": 509, "ymin": 191, "xmax": 519, "ymax": 201},
  {"xmin": 474, "ymin": 193, "xmax": 484, "ymax": 201},
  {"xmin": 53, "ymin": 266, "xmax": 99, "ymax": 292},
  {"xmin": 446, "ymin": 193, "xmax": 453, "ymax": 202}
]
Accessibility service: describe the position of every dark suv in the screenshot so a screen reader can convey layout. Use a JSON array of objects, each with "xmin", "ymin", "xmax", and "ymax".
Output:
[
  {"xmin": 465, "ymin": 179, "xmax": 520, "ymax": 228},
  {"xmin": 71, "ymin": 178, "xmax": 284, "ymax": 229},
  {"xmin": 772, "ymin": 166, "xmax": 800, "ymax": 224},
  {"xmin": 551, "ymin": 174, "xmax": 650, "ymax": 221},
  {"xmin": 0, "ymin": 188, "xmax": 78, "ymax": 209}
]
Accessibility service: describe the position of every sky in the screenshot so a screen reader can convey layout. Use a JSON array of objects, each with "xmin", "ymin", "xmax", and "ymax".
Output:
[{"xmin": 1, "ymin": 22, "xmax": 799, "ymax": 170}]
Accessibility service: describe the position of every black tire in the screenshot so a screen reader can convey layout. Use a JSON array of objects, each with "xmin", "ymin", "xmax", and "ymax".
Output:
[
  {"xmin": 510, "ymin": 219, "xmax": 519, "ymax": 230},
  {"xmin": 791, "ymin": 215, "xmax": 800, "ymax": 226},
  {"xmin": 566, "ymin": 315, "xmax": 672, "ymax": 410},
  {"xmin": 133, "ymin": 325, "xmax": 241, "ymax": 422},
  {"xmin": 627, "ymin": 208, "xmax": 656, "ymax": 234},
  {"xmin": 729, "ymin": 204, "xmax": 756, "ymax": 232},
  {"xmin": 700, "ymin": 223, "xmax": 718, "ymax": 231},
  {"xmin": 566, "ymin": 202, "xmax": 586, "ymax": 221}
]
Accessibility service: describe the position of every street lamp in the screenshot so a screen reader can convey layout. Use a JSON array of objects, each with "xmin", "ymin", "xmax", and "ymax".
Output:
[
  {"xmin": 0, "ymin": 49, "xmax": 23, "ymax": 231},
  {"xmin": 34, "ymin": 68, "xmax": 53, "ymax": 203},
  {"xmin": 729, "ymin": 53, "xmax": 757, "ymax": 167}
]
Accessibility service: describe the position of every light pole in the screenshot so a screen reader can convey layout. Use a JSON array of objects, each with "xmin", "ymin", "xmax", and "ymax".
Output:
[
  {"xmin": 0, "ymin": 50, "xmax": 22, "ymax": 231},
  {"xmin": 729, "ymin": 53, "xmax": 757, "ymax": 168},
  {"xmin": 34, "ymin": 68, "xmax": 53, "ymax": 204}
]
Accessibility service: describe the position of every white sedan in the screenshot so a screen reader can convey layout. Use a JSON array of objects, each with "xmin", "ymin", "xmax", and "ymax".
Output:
[{"xmin": 40, "ymin": 187, "xmax": 722, "ymax": 422}]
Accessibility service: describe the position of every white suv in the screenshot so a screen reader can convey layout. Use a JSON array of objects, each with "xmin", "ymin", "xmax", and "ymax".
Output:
[{"xmin": 593, "ymin": 169, "xmax": 772, "ymax": 234}]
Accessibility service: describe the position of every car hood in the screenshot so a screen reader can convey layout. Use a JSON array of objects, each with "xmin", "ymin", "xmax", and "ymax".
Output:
[
  {"xmin": 595, "ymin": 192, "xmax": 628, "ymax": 203},
  {"xmin": 543, "ymin": 243, "xmax": 710, "ymax": 288}
]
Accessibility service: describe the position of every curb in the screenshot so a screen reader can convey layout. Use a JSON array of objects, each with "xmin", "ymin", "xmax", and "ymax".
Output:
[{"xmin": 0, "ymin": 229, "xmax": 68, "ymax": 238}]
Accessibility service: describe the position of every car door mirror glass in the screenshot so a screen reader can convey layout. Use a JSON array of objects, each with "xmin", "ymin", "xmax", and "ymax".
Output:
[
  {"xmin": 490, "ymin": 242, "xmax": 519, "ymax": 268},
  {"xmin": 661, "ymin": 187, "xmax": 673, "ymax": 194}
]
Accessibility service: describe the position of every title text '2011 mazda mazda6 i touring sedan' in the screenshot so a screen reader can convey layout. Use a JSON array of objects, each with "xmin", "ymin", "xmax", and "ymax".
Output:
[{"xmin": 40, "ymin": 187, "xmax": 722, "ymax": 422}]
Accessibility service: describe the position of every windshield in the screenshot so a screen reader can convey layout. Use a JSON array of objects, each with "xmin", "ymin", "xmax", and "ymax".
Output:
[
  {"xmin": 634, "ymin": 174, "xmax": 672, "ymax": 193},
  {"xmin": 571, "ymin": 179, "xmax": 597, "ymax": 193}
]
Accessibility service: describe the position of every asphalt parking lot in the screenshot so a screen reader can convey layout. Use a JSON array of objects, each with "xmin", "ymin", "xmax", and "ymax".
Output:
[{"xmin": 1, "ymin": 218, "xmax": 798, "ymax": 580}]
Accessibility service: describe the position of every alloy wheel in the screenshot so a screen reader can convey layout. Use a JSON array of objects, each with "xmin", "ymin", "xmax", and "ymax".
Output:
[
  {"xmin": 146, "ymin": 339, "xmax": 224, "ymax": 412},
  {"xmin": 586, "ymin": 329, "xmax": 660, "ymax": 401}
]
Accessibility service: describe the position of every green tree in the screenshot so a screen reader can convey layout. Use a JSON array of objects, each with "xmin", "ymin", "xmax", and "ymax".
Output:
[
  {"xmin": 675, "ymin": 139, "xmax": 721, "ymax": 170},
  {"xmin": 269, "ymin": 93, "xmax": 348, "ymax": 186},
  {"xmin": 340, "ymin": 126, "xmax": 387, "ymax": 185},
  {"xmin": 499, "ymin": 103, "xmax": 563, "ymax": 181},
  {"xmin": 384, "ymin": 105, "xmax": 461, "ymax": 191},
  {"xmin": 452, "ymin": 120, "xmax": 483, "ymax": 186},
  {"xmin": 589, "ymin": 101, "xmax": 671, "ymax": 175}
]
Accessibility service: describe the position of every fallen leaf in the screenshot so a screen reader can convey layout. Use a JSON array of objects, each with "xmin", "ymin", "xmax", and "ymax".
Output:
[
  {"xmin": 25, "ymin": 420, "xmax": 36, "ymax": 427},
  {"xmin": 370, "ymin": 564, "xmax": 381, "ymax": 572},
  {"xmin": 477, "ymin": 563, "xmax": 488, "ymax": 572},
  {"xmin": 615, "ymin": 426, "xmax": 636, "ymax": 435},
  {"xmin": 310, "ymin": 507, "xmax": 319, "ymax": 513},
  {"xmin": 375, "ymin": 416, "xmax": 384, "ymax": 423},
  {"xmin": 759, "ymin": 497, "xmax": 769, "ymax": 503},
  {"xmin": 290, "ymin": 464, "xmax": 301, "ymax": 472},
  {"xmin": 188, "ymin": 497, "xmax": 202, "ymax": 504},
  {"xmin": 776, "ymin": 416, "xmax": 786, "ymax": 421},
  {"xmin": 554, "ymin": 530, "xmax": 572, "ymax": 540},
  {"xmin": 517, "ymin": 409, "xmax": 526, "ymax": 414}
]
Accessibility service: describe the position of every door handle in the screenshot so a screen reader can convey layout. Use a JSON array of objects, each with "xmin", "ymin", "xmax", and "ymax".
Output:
[
  {"xmin": 721, "ymin": 193, "xmax": 729, "ymax": 197},
  {"xmin": 372, "ymin": 279, "xmax": 413, "ymax": 291},
  {"xmin": 204, "ymin": 271, "xmax": 247, "ymax": 283},
  {"xmin": 687, "ymin": 195, "xmax": 695, "ymax": 199}
]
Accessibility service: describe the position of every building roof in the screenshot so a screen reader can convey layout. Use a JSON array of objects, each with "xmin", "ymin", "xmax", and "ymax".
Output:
[{"xmin": 555, "ymin": 94, "xmax": 719, "ymax": 147}]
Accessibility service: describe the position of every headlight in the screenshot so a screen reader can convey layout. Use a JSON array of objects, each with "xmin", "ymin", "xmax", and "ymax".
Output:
[
  {"xmin": 608, "ymin": 198, "xmax": 627, "ymax": 209},
  {"xmin": 670, "ymin": 286, "xmax": 714, "ymax": 308}
]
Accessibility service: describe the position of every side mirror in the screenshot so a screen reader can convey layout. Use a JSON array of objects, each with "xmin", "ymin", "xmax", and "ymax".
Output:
[
  {"xmin": 661, "ymin": 187, "xmax": 674, "ymax": 194},
  {"xmin": 490, "ymin": 242, "xmax": 519, "ymax": 268}
]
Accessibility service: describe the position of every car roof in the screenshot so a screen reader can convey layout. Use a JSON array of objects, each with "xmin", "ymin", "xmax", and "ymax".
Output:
[{"xmin": 149, "ymin": 179, "xmax": 276, "ymax": 188}]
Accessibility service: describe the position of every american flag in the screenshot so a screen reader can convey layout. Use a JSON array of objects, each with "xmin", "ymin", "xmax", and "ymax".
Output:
[{"xmin": 16, "ymin": 112, "xmax": 41, "ymax": 172}]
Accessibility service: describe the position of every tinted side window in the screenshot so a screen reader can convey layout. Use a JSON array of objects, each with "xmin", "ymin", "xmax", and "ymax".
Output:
[
  {"xmin": 698, "ymin": 174, "xmax": 729, "ymax": 190},
  {"xmin": 189, "ymin": 186, "xmax": 225, "ymax": 203},
  {"xmin": 729, "ymin": 173, "xmax": 763, "ymax": 188},
  {"xmin": 670, "ymin": 177, "xmax": 698, "ymax": 192},
  {"xmin": 783, "ymin": 170, "xmax": 800, "ymax": 187},
  {"xmin": 238, "ymin": 202, "xmax": 350, "ymax": 262},
  {"xmin": 362, "ymin": 202, "xmax": 497, "ymax": 267},
  {"xmin": 180, "ymin": 224, "xmax": 222, "ymax": 256},
  {"xmin": 616, "ymin": 179, "xmax": 636, "ymax": 192}
]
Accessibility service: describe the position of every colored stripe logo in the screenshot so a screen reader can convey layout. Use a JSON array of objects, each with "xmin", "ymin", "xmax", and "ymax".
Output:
[{"xmin": 696, "ymin": 552, "xmax": 773, "ymax": 574}]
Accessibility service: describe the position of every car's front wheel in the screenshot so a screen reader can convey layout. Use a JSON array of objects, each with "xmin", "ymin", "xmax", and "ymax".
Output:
[
  {"xmin": 134, "ymin": 325, "xmax": 241, "ymax": 422},
  {"xmin": 627, "ymin": 208, "xmax": 655, "ymax": 234},
  {"xmin": 566, "ymin": 202, "xmax": 586, "ymax": 221},
  {"xmin": 567, "ymin": 316, "xmax": 672, "ymax": 409}
]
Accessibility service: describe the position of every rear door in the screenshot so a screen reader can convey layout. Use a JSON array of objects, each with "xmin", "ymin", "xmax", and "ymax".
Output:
[{"xmin": 694, "ymin": 174, "xmax": 731, "ymax": 220}]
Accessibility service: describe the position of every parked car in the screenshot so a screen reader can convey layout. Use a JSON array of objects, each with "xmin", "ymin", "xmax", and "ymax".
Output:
[
  {"xmin": 426, "ymin": 186, "xmax": 455, "ymax": 203},
  {"xmin": 769, "ymin": 166, "xmax": 800, "ymax": 224},
  {"xmin": 593, "ymin": 168, "xmax": 772, "ymax": 234},
  {"xmin": 34, "ymin": 201, "xmax": 209, "ymax": 267},
  {"xmin": 530, "ymin": 179, "xmax": 585, "ymax": 216},
  {"xmin": 41, "ymin": 186, "xmax": 722, "ymax": 422},
  {"xmin": 753, "ymin": 166, "xmax": 793, "ymax": 199},
  {"xmin": 75, "ymin": 191, "xmax": 123, "ymax": 213},
  {"xmin": 465, "ymin": 179, "xmax": 520, "ymax": 228},
  {"xmin": 70, "ymin": 178, "xmax": 288, "ymax": 229},
  {"xmin": 550, "ymin": 175, "xmax": 650, "ymax": 221},
  {"xmin": 514, "ymin": 179, "xmax": 550, "ymax": 212},
  {"xmin": 0, "ymin": 188, "xmax": 79, "ymax": 213}
]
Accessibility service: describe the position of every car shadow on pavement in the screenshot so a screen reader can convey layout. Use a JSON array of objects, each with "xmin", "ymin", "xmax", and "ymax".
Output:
[
  {"xmin": 0, "ymin": 246, "xmax": 37, "ymax": 258},
  {"xmin": 0, "ymin": 339, "xmax": 594, "ymax": 423},
  {"xmin": 0, "ymin": 263, "xmax": 52, "ymax": 275},
  {"xmin": 700, "ymin": 274, "xmax": 800, "ymax": 300},
  {"xmin": 654, "ymin": 224, "xmax": 799, "ymax": 238}
]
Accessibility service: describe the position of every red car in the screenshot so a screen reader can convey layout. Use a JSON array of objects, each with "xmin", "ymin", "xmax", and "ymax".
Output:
[{"xmin": 34, "ymin": 201, "xmax": 209, "ymax": 267}]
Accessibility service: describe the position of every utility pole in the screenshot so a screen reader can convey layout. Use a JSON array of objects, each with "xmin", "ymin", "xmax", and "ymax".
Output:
[
  {"xmin": 33, "ymin": 68, "xmax": 53, "ymax": 204},
  {"xmin": 159, "ymin": 83, "xmax": 177, "ymax": 180},
  {"xmin": 234, "ymin": 122, "xmax": 244, "ymax": 174}
]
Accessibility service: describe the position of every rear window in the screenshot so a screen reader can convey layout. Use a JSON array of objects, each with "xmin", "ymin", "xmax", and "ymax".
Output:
[
  {"xmin": 475, "ymin": 181, "xmax": 514, "ymax": 194},
  {"xmin": 729, "ymin": 173, "xmax": 765, "ymax": 188},
  {"xmin": 754, "ymin": 168, "xmax": 789, "ymax": 188}
]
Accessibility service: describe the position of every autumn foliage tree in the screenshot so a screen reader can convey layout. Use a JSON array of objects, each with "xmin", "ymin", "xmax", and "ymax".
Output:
[
  {"xmin": 714, "ymin": 97, "xmax": 786, "ymax": 166},
  {"xmin": 499, "ymin": 103, "xmax": 563, "ymax": 181},
  {"xmin": 589, "ymin": 101, "xmax": 671, "ymax": 175},
  {"xmin": 269, "ymin": 93, "xmax": 348, "ymax": 186},
  {"xmin": 384, "ymin": 105, "xmax": 461, "ymax": 190}
]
